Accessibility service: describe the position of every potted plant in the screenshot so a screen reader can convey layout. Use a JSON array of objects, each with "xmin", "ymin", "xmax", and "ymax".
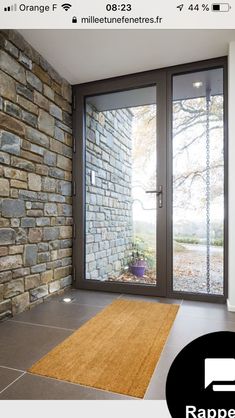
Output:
[{"xmin": 129, "ymin": 247, "xmax": 147, "ymax": 277}]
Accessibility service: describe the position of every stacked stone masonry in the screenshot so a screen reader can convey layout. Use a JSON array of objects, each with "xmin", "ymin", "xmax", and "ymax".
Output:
[
  {"xmin": 0, "ymin": 30, "xmax": 73, "ymax": 319},
  {"xmin": 86, "ymin": 103, "xmax": 133, "ymax": 281}
]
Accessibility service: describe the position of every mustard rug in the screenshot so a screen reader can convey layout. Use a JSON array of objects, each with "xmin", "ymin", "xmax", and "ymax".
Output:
[{"xmin": 29, "ymin": 299, "xmax": 179, "ymax": 398}]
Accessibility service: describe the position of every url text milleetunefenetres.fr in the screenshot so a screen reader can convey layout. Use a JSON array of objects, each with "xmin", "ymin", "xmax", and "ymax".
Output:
[{"xmin": 81, "ymin": 16, "xmax": 163, "ymax": 24}]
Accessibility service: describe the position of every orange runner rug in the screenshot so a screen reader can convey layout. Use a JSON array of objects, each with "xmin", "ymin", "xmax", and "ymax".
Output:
[{"xmin": 29, "ymin": 299, "xmax": 179, "ymax": 398}]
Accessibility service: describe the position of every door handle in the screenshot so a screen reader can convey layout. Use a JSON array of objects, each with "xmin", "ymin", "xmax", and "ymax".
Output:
[{"xmin": 145, "ymin": 186, "xmax": 163, "ymax": 208}]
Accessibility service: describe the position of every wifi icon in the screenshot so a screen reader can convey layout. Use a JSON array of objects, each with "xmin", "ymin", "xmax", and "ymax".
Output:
[{"xmin": 61, "ymin": 3, "xmax": 72, "ymax": 11}]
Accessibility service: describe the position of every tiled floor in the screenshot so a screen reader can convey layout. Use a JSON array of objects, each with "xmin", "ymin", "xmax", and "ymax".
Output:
[{"xmin": 0, "ymin": 288, "xmax": 234, "ymax": 400}]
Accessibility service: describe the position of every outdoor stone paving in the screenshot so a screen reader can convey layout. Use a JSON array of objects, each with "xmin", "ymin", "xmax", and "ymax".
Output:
[{"xmin": 106, "ymin": 244, "xmax": 223, "ymax": 296}]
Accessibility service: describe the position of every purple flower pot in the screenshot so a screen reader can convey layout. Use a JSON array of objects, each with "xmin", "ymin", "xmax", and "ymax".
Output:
[{"xmin": 130, "ymin": 265, "xmax": 146, "ymax": 277}]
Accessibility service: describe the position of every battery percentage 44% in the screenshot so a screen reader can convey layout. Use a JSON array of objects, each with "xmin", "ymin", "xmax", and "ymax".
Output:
[{"xmin": 177, "ymin": 4, "xmax": 210, "ymax": 11}]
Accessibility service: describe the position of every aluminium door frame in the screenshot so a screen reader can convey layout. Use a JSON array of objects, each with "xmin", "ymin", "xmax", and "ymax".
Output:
[
  {"xmin": 72, "ymin": 56, "xmax": 228, "ymax": 302},
  {"xmin": 166, "ymin": 56, "xmax": 228, "ymax": 303},
  {"xmin": 72, "ymin": 69, "xmax": 167, "ymax": 297}
]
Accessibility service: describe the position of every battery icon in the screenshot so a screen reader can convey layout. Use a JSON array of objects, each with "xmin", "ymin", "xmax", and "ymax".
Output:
[{"xmin": 212, "ymin": 3, "xmax": 231, "ymax": 11}]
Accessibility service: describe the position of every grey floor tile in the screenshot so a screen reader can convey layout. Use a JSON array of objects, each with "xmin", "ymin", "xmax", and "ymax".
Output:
[
  {"xmin": 144, "ymin": 369, "xmax": 167, "ymax": 400},
  {"xmin": 1, "ymin": 289, "xmax": 234, "ymax": 401},
  {"xmin": 0, "ymin": 373, "xmax": 134, "ymax": 400},
  {"xmin": 166, "ymin": 314, "xmax": 235, "ymax": 352},
  {"xmin": 144, "ymin": 300, "xmax": 235, "ymax": 400},
  {"xmin": 180, "ymin": 300, "xmax": 235, "ymax": 322},
  {"xmin": 52, "ymin": 289, "xmax": 121, "ymax": 308},
  {"xmin": 12, "ymin": 301, "xmax": 102, "ymax": 330},
  {"xmin": 0, "ymin": 367, "xmax": 24, "ymax": 393},
  {"xmin": 161, "ymin": 334, "xmax": 187, "ymax": 363},
  {"xmin": 144, "ymin": 315, "xmax": 235, "ymax": 399},
  {"xmin": 144, "ymin": 344, "xmax": 180, "ymax": 400},
  {"xmin": 0, "ymin": 321, "xmax": 71, "ymax": 370}
]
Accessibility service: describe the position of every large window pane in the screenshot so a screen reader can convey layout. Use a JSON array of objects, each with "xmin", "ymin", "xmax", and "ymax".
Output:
[
  {"xmin": 172, "ymin": 68, "xmax": 224, "ymax": 295},
  {"xmin": 85, "ymin": 87, "xmax": 157, "ymax": 285}
]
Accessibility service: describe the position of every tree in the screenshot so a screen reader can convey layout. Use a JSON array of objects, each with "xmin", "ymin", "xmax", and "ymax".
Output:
[{"xmin": 130, "ymin": 95, "xmax": 224, "ymax": 210}]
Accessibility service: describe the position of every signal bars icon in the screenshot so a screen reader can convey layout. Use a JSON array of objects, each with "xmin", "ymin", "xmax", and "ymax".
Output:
[{"xmin": 4, "ymin": 4, "xmax": 17, "ymax": 11}]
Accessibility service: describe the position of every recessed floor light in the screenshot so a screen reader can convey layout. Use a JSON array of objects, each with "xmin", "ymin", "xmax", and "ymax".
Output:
[{"xmin": 63, "ymin": 297, "xmax": 72, "ymax": 303}]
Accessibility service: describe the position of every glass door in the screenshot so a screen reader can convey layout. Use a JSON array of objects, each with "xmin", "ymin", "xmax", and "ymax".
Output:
[
  {"xmin": 73, "ymin": 58, "xmax": 227, "ymax": 301},
  {"xmin": 171, "ymin": 67, "xmax": 226, "ymax": 298},
  {"xmin": 83, "ymin": 81, "xmax": 167, "ymax": 296}
]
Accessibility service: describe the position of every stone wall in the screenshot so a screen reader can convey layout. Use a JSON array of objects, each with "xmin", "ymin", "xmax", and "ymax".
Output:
[
  {"xmin": 86, "ymin": 103, "xmax": 133, "ymax": 281},
  {"xmin": 0, "ymin": 30, "xmax": 73, "ymax": 319}
]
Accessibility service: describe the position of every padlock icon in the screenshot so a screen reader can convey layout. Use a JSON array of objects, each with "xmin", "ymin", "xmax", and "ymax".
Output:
[{"xmin": 72, "ymin": 16, "xmax": 77, "ymax": 23}]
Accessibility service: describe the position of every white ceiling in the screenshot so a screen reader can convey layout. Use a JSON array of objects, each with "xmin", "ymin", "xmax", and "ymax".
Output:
[{"xmin": 18, "ymin": 30, "xmax": 235, "ymax": 85}]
